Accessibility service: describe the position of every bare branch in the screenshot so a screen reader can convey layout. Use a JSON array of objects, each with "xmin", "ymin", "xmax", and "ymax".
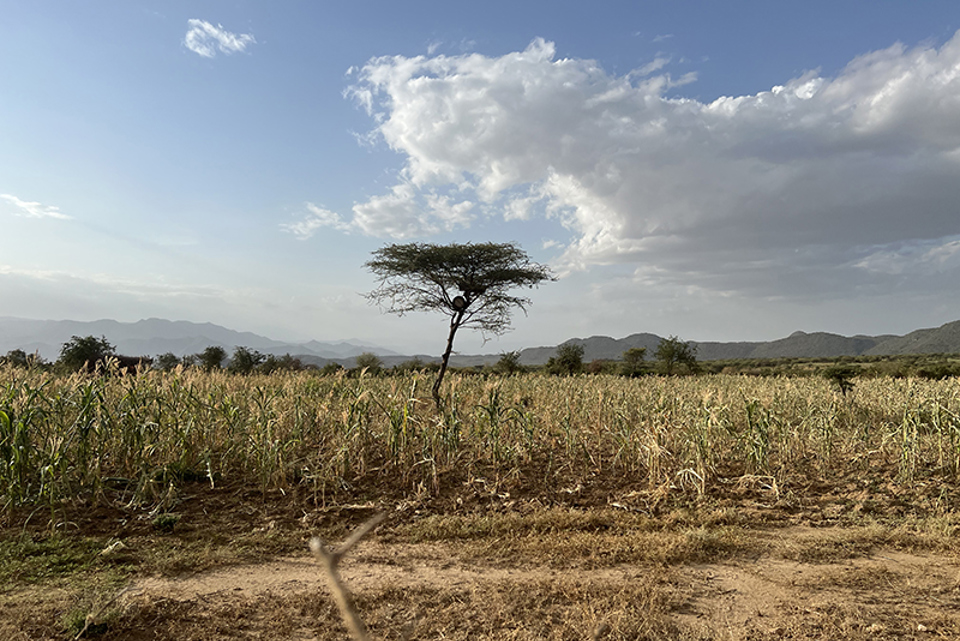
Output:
[{"xmin": 310, "ymin": 513, "xmax": 386, "ymax": 641}]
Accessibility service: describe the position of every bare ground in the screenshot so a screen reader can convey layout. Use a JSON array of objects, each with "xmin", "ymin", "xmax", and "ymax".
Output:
[
  {"xmin": 4, "ymin": 469, "xmax": 960, "ymax": 640},
  {"xmin": 11, "ymin": 526, "xmax": 952, "ymax": 641}
]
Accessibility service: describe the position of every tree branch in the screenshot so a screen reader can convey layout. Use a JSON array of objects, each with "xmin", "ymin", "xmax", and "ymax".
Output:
[{"xmin": 309, "ymin": 513, "xmax": 386, "ymax": 641}]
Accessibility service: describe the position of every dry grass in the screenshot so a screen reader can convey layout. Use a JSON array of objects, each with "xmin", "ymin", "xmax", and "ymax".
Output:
[
  {"xmin": 3, "ymin": 367, "xmax": 960, "ymax": 520},
  {"xmin": 3, "ymin": 368, "xmax": 960, "ymax": 638}
]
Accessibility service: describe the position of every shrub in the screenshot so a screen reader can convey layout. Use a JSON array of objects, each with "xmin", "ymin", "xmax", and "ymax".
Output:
[
  {"xmin": 494, "ymin": 351, "xmax": 525, "ymax": 375},
  {"xmin": 546, "ymin": 343, "xmax": 584, "ymax": 376}
]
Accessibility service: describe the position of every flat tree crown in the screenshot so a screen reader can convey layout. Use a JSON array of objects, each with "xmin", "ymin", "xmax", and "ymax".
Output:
[{"xmin": 365, "ymin": 242, "xmax": 554, "ymax": 336}]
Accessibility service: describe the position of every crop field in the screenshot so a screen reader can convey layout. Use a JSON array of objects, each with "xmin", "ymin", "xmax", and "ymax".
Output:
[{"xmin": 2, "ymin": 365, "xmax": 960, "ymax": 639}]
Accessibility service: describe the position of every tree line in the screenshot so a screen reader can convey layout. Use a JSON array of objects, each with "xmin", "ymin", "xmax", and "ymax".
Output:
[
  {"xmin": 0, "ymin": 333, "xmax": 700, "ymax": 378},
  {"xmin": 0, "ymin": 336, "xmax": 308, "ymax": 376}
]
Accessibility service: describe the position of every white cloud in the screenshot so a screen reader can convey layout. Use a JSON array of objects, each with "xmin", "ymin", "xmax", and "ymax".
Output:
[
  {"xmin": 184, "ymin": 19, "xmax": 255, "ymax": 58},
  {"xmin": 341, "ymin": 33, "xmax": 960, "ymax": 301},
  {"xmin": 281, "ymin": 203, "xmax": 350, "ymax": 239},
  {"xmin": 350, "ymin": 183, "xmax": 473, "ymax": 238},
  {"xmin": 636, "ymin": 56, "xmax": 671, "ymax": 77},
  {"xmin": 0, "ymin": 194, "xmax": 71, "ymax": 220}
]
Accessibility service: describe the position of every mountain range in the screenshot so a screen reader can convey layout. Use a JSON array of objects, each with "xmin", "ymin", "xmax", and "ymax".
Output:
[
  {"xmin": 2, "ymin": 317, "xmax": 959, "ymax": 367},
  {"xmin": 0, "ymin": 317, "xmax": 398, "ymax": 363}
]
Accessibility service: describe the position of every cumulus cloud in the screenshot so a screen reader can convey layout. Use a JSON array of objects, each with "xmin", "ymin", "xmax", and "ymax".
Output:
[
  {"xmin": 184, "ymin": 19, "xmax": 255, "ymax": 58},
  {"xmin": 0, "ymin": 194, "xmax": 71, "ymax": 220},
  {"xmin": 340, "ymin": 34, "xmax": 960, "ymax": 300}
]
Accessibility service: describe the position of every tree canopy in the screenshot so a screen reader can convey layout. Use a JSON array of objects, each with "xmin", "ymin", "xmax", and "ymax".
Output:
[
  {"xmin": 546, "ymin": 343, "xmax": 584, "ymax": 376},
  {"xmin": 365, "ymin": 242, "xmax": 554, "ymax": 335},
  {"xmin": 365, "ymin": 242, "xmax": 554, "ymax": 405},
  {"xmin": 58, "ymin": 335, "xmax": 116, "ymax": 373},
  {"xmin": 654, "ymin": 336, "xmax": 698, "ymax": 375}
]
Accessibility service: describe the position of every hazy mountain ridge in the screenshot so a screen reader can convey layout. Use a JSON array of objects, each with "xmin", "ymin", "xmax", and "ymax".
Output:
[
  {"xmin": 0, "ymin": 318, "xmax": 398, "ymax": 362},
  {"xmin": 2, "ymin": 317, "xmax": 960, "ymax": 367}
]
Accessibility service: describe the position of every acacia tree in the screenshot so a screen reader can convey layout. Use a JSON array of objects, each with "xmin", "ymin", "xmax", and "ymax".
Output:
[{"xmin": 365, "ymin": 242, "xmax": 554, "ymax": 406}]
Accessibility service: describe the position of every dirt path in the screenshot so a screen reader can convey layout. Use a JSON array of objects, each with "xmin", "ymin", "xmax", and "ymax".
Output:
[{"xmin": 121, "ymin": 531, "xmax": 960, "ymax": 640}]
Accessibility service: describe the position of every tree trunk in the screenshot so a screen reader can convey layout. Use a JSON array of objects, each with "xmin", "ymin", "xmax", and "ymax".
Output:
[{"xmin": 432, "ymin": 311, "xmax": 464, "ymax": 408}]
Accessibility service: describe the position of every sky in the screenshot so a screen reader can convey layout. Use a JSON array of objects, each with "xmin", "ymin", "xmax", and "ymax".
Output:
[{"xmin": 3, "ymin": 1, "xmax": 960, "ymax": 355}]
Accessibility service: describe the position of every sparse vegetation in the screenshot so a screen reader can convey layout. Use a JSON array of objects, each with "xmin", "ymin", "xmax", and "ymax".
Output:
[{"xmin": 2, "ymin": 353, "xmax": 960, "ymax": 639}]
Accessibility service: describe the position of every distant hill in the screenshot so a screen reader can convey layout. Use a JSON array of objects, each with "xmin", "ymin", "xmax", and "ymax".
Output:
[
  {"xmin": 3, "ymin": 316, "xmax": 960, "ymax": 368},
  {"xmin": 506, "ymin": 320, "xmax": 960, "ymax": 366},
  {"xmin": 0, "ymin": 317, "xmax": 399, "ymax": 362},
  {"xmin": 863, "ymin": 321, "xmax": 960, "ymax": 356}
]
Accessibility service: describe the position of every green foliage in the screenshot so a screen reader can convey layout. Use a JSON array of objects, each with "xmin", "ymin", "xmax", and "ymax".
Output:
[
  {"xmin": 154, "ymin": 352, "xmax": 181, "ymax": 372},
  {"xmin": 394, "ymin": 357, "xmax": 438, "ymax": 373},
  {"xmin": 654, "ymin": 336, "xmax": 698, "ymax": 375},
  {"xmin": 228, "ymin": 346, "xmax": 265, "ymax": 375},
  {"xmin": 259, "ymin": 353, "xmax": 304, "ymax": 374},
  {"xmin": 620, "ymin": 347, "xmax": 648, "ymax": 377},
  {"xmin": 365, "ymin": 242, "xmax": 555, "ymax": 335},
  {"xmin": 197, "ymin": 346, "xmax": 227, "ymax": 371},
  {"xmin": 494, "ymin": 351, "xmax": 525, "ymax": 375},
  {"xmin": 546, "ymin": 343, "xmax": 584, "ymax": 375},
  {"xmin": 366, "ymin": 241, "xmax": 554, "ymax": 405},
  {"xmin": 151, "ymin": 513, "xmax": 181, "ymax": 533},
  {"xmin": 2, "ymin": 349, "xmax": 29, "ymax": 368},
  {"xmin": 0, "ymin": 535, "xmax": 103, "ymax": 584},
  {"xmin": 354, "ymin": 352, "xmax": 383, "ymax": 374},
  {"xmin": 2, "ymin": 349, "xmax": 47, "ymax": 369},
  {"xmin": 320, "ymin": 362, "xmax": 345, "ymax": 376},
  {"xmin": 58, "ymin": 335, "xmax": 116, "ymax": 373},
  {"xmin": 824, "ymin": 364, "xmax": 857, "ymax": 395}
]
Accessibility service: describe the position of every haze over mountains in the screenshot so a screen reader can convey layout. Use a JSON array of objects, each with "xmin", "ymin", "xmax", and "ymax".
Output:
[
  {"xmin": 2, "ymin": 317, "xmax": 960, "ymax": 368},
  {"xmin": 0, "ymin": 318, "xmax": 398, "ymax": 364}
]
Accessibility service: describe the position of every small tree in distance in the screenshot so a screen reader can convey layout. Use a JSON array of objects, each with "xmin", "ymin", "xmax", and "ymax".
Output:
[
  {"xmin": 654, "ymin": 336, "xmax": 698, "ymax": 375},
  {"xmin": 621, "ymin": 346, "xmax": 648, "ymax": 377},
  {"xmin": 154, "ymin": 352, "xmax": 182, "ymax": 372},
  {"xmin": 58, "ymin": 335, "xmax": 116, "ymax": 373},
  {"xmin": 197, "ymin": 346, "xmax": 227, "ymax": 371},
  {"xmin": 229, "ymin": 346, "xmax": 265, "ymax": 375},
  {"xmin": 2, "ymin": 349, "xmax": 47, "ymax": 369},
  {"xmin": 824, "ymin": 364, "xmax": 857, "ymax": 395},
  {"xmin": 494, "ymin": 350, "xmax": 524, "ymax": 375},
  {"xmin": 365, "ymin": 242, "xmax": 554, "ymax": 407},
  {"xmin": 354, "ymin": 352, "xmax": 383, "ymax": 374},
  {"xmin": 546, "ymin": 342, "xmax": 584, "ymax": 376}
]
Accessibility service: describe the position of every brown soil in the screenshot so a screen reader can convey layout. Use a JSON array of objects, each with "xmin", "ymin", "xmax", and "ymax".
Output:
[
  {"xmin": 7, "ymin": 528, "xmax": 950, "ymax": 641},
  {"xmin": 3, "ymin": 475, "xmax": 960, "ymax": 640}
]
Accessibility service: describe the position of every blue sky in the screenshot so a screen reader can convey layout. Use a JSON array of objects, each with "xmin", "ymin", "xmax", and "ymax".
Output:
[{"xmin": 3, "ymin": 1, "xmax": 960, "ymax": 355}]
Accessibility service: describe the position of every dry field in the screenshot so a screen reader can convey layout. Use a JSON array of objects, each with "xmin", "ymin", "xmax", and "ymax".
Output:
[{"xmin": 1, "ymin": 366, "xmax": 959, "ymax": 639}]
